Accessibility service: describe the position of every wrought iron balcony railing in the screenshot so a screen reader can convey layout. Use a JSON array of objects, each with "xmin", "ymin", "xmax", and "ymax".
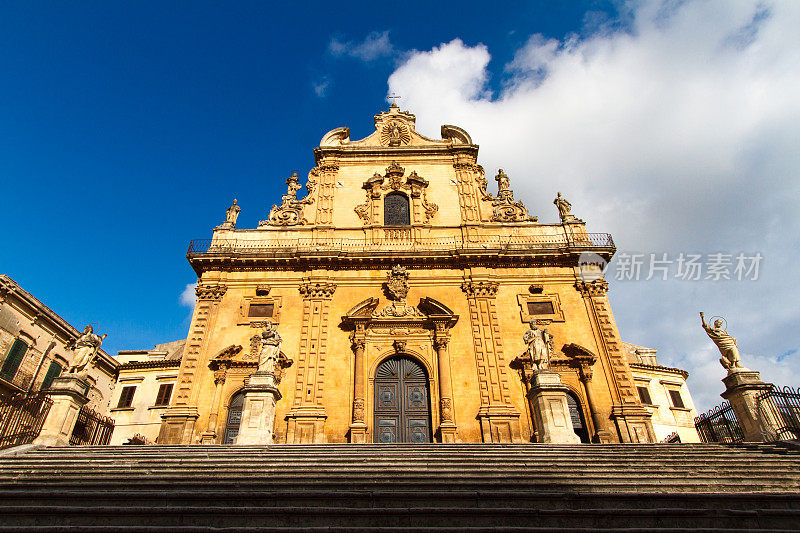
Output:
[{"xmin": 187, "ymin": 233, "xmax": 614, "ymax": 256}]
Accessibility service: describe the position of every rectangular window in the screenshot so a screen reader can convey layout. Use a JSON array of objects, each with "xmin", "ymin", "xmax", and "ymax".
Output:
[
  {"xmin": 248, "ymin": 303, "xmax": 275, "ymax": 318},
  {"xmin": 40, "ymin": 361, "xmax": 63, "ymax": 390},
  {"xmin": 637, "ymin": 385, "xmax": 653, "ymax": 405},
  {"xmin": 154, "ymin": 383, "xmax": 173, "ymax": 406},
  {"xmin": 526, "ymin": 301, "xmax": 555, "ymax": 315},
  {"xmin": 1, "ymin": 339, "xmax": 28, "ymax": 381},
  {"xmin": 668, "ymin": 389, "xmax": 685, "ymax": 409},
  {"xmin": 117, "ymin": 386, "xmax": 136, "ymax": 408}
]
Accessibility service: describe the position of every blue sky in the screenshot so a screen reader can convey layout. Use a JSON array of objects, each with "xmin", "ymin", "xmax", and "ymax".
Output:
[{"xmin": 2, "ymin": 1, "xmax": 798, "ymax": 411}]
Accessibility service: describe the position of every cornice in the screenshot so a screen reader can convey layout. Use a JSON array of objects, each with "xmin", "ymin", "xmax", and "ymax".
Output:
[
  {"xmin": 629, "ymin": 362, "xmax": 689, "ymax": 379},
  {"xmin": 118, "ymin": 359, "xmax": 182, "ymax": 371}
]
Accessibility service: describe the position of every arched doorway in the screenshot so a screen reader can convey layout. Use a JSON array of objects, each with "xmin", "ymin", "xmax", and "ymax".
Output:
[
  {"xmin": 373, "ymin": 356, "xmax": 431, "ymax": 443},
  {"xmin": 223, "ymin": 390, "xmax": 245, "ymax": 444},
  {"xmin": 566, "ymin": 392, "xmax": 591, "ymax": 443}
]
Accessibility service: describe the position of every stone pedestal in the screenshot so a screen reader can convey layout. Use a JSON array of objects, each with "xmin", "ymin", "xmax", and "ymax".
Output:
[
  {"xmin": 526, "ymin": 371, "xmax": 580, "ymax": 444},
  {"xmin": 34, "ymin": 375, "xmax": 91, "ymax": 447},
  {"xmin": 721, "ymin": 370, "xmax": 777, "ymax": 442},
  {"xmin": 234, "ymin": 372, "xmax": 282, "ymax": 445}
]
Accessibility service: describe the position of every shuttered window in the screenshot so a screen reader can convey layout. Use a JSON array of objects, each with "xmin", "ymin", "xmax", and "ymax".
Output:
[
  {"xmin": 154, "ymin": 383, "xmax": 173, "ymax": 406},
  {"xmin": 117, "ymin": 386, "xmax": 136, "ymax": 408},
  {"xmin": 636, "ymin": 386, "xmax": 653, "ymax": 405},
  {"xmin": 1, "ymin": 339, "xmax": 28, "ymax": 381},
  {"xmin": 669, "ymin": 389, "xmax": 685, "ymax": 409},
  {"xmin": 40, "ymin": 361, "xmax": 63, "ymax": 390}
]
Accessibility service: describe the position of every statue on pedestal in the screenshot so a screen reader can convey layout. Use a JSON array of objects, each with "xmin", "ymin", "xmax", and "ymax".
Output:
[
  {"xmin": 523, "ymin": 319, "xmax": 553, "ymax": 371},
  {"xmin": 257, "ymin": 320, "xmax": 282, "ymax": 374},
  {"xmin": 223, "ymin": 199, "xmax": 241, "ymax": 228},
  {"xmin": 700, "ymin": 312, "xmax": 745, "ymax": 372},
  {"xmin": 68, "ymin": 325, "xmax": 107, "ymax": 374},
  {"xmin": 554, "ymin": 192, "xmax": 579, "ymax": 222}
]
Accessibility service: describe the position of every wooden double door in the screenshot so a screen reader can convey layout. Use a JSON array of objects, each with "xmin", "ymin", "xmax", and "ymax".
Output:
[{"xmin": 373, "ymin": 356, "xmax": 432, "ymax": 443}]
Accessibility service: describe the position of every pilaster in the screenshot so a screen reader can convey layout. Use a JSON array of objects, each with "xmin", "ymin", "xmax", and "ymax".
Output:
[
  {"xmin": 286, "ymin": 280, "xmax": 336, "ymax": 443},
  {"xmin": 461, "ymin": 280, "xmax": 521, "ymax": 443}
]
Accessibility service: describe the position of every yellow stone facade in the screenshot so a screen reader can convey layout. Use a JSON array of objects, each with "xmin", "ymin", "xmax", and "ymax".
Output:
[{"xmin": 159, "ymin": 105, "xmax": 655, "ymax": 444}]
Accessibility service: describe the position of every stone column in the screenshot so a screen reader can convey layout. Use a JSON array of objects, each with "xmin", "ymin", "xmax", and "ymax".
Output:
[
  {"xmin": 234, "ymin": 370, "xmax": 282, "ymax": 445},
  {"xmin": 33, "ymin": 375, "xmax": 91, "ymax": 447},
  {"xmin": 200, "ymin": 363, "xmax": 227, "ymax": 444},
  {"xmin": 721, "ymin": 370, "xmax": 779, "ymax": 442},
  {"xmin": 434, "ymin": 332, "xmax": 458, "ymax": 443},
  {"xmin": 526, "ymin": 371, "xmax": 580, "ymax": 444},
  {"xmin": 577, "ymin": 364, "xmax": 612, "ymax": 444},
  {"xmin": 349, "ymin": 328, "xmax": 368, "ymax": 443}
]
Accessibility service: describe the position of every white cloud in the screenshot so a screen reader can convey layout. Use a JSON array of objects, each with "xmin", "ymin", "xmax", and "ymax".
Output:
[
  {"xmin": 329, "ymin": 31, "xmax": 395, "ymax": 62},
  {"xmin": 388, "ymin": 0, "xmax": 800, "ymax": 412},
  {"xmin": 312, "ymin": 77, "xmax": 330, "ymax": 98},
  {"xmin": 179, "ymin": 283, "xmax": 197, "ymax": 308}
]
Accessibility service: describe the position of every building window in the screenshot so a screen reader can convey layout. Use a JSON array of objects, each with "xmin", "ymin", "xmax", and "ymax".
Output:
[
  {"xmin": 668, "ymin": 389, "xmax": 685, "ymax": 409},
  {"xmin": 384, "ymin": 192, "xmax": 410, "ymax": 226},
  {"xmin": 0, "ymin": 339, "xmax": 28, "ymax": 381},
  {"xmin": 154, "ymin": 383, "xmax": 173, "ymax": 406},
  {"xmin": 248, "ymin": 303, "xmax": 275, "ymax": 318},
  {"xmin": 636, "ymin": 385, "xmax": 653, "ymax": 405},
  {"xmin": 117, "ymin": 386, "xmax": 136, "ymax": 408},
  {"xmin": 40, "ymin": 361, "xmax": 63, "ymax": 390}
]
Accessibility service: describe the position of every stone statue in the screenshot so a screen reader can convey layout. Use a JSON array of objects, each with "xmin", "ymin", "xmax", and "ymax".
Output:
[
  {"xmin": 554, "ymin": 192, "xmax": 576, "ymax": 222},
  {"xmin": 68, "ymin": 325, "xmax": 107, "ymax": 373},
  {"xmin": 523, "ymin": 319, "xmax": 553, "ymax": 371},
  {"xmin": 224, "ymin": 199, "xmax": 241, "ymax": 228},
  {"xmin": 700, "ymin": 312, "xmax": 745, "ymax": 372},
  {"xmin": 496, "ymin": 169, "xmax": 511, "ymax": 195},
  {"xmin": 257, "ymin": 320, "xmax": 282, "ymax": 374}
]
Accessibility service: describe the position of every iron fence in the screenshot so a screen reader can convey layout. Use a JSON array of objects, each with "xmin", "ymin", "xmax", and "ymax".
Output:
[
  {"xmin": 0, "ymin": 391, "xmax": 53, "ymax": 449},
  {"xmin": 69, "ymin": 405, "xmax": 114, "ymax": 446},
  {"xmin": 694, "ymin": 401, "xmax": 744, "ymax": 443},
  {"xmin": 187, "ymin": 232, "xmax": 615, "ymax": 256},
  {"xmin": 756, "ymin": 386, "xmax": 800, "ymax": 442}
]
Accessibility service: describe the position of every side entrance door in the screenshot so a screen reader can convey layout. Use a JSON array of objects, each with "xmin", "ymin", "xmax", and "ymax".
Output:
[{"xmin": 373, "ymin": 356, "xmax": 431, "ymax": 443}]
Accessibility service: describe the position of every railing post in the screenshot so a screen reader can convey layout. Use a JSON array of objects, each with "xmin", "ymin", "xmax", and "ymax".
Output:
[{"xmin": 33, "ymin": 375, "xmax": 92, "ymax": 447}]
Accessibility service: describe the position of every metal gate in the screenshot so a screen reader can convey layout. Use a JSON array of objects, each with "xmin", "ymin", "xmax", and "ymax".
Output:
[
  {"xmin": 69, "ymin": 405, "xmax": 114, "ymax": 445},
  {"xmin": 0, "ymin": 392, "xmax": 52, "ymax": 449}
]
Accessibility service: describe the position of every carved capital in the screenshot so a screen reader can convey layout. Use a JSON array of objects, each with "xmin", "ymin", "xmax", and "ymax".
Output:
[
  {"xmin": 299, "ymin": 282, "xmax": 337, "ymax": 299},
  {"xmin": 433, "ymin": 335, "xmax": 450, "ymax": 351},
  {"xmin": 196, "ymin": 284, "xmax": 227, "ymax": 301},
  {"xmin": 575, "ymin": 279, "xmax": 609, "ymax": 296},
  {"xmin": 578, "ymin": 364, "xmax": 594, "ymax": 383},
  {"xmin": 350, "ymin": 332, "xmax": 366, "ymax": 351},
  {"xmin": 213, "ymin": 364, "xmax": 228, "ymax": 385},
  {"xmin": 460, "ymin": 281, "xmax": 499, "ymax": 298}
]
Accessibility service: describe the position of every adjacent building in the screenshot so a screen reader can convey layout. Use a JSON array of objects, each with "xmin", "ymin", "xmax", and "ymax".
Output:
[
  {"xmin": 0, "ymin": 275, "xmax": 117, "ymax": 412},
  {"xmin": 108, "ymin": 340, "xmax": 184, "ymax": 444},
  {"xmin": 625, "ymin": 342, "xmax": 700, "ymax": 442}
]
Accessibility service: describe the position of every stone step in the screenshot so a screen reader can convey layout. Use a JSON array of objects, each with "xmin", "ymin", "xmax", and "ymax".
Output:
[{"xmin": 1, "ymin": 505, "xmax": 799, "ymax": 529}]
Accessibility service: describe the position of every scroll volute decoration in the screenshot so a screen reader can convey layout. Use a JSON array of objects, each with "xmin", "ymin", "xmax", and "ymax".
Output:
[
  {"xmin": 263, "ymin": 172, "xmax": 315, "ymax": 227},
  {"xmin": 354, "ymin": 161, "xmax": 438, "ymax": 225}
]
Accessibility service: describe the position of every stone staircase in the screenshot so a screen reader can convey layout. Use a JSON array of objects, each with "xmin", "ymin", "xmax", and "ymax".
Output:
[{"xmin": 0, "ymin": 443, "xmax": 798, "ymax": 531}]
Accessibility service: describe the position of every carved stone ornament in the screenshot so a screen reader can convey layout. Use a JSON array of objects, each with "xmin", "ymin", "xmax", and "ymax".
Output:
[
  {"xmin": 299, "ymin": 282, "xmax": 337, "ymax": 299},
  {"xmin": 373, "ymin": 265, "xmax": 425, "ymax": 318},
  {"xmin": 263, "ymin": 172, "xmax": 314, "ymax": 226},
  {"xmin": 393, "ymin": 340, "xmax": 407, "ymax": 353},
  {"xmin": 354, "ymin": 162, "xmax": 438, "ymax": 225},
  {"xmin": 440, "ymin": 397, "xmax": 454, "ymax": 422},
  {"xmin": 353, "ymin": 398, "xmax": 366, "ymax": 422},
  {"xmin": 196, "ymin": 284, "xmax": 227, "ymax": 301},
  {"xmin": 490, "ymin": 169, "xmax": 537, "ymax": 223},
  {"xmin": 575, "ymin": 279, "xmax": 609, "ymax": 296},
  {"xmin": 385, "ymin": 264, "xmax": 410, "ymax": 301},
  {"xmin": 460, "ymin": 281, "xmax": 499, "ymax": 298},
  {"xmin": 255, "ymin": 285, "xmax": 271, "ymax": 296},
  {"xmin": 381, "ymin": 119, "xmax": 411, "ymax": 146}
]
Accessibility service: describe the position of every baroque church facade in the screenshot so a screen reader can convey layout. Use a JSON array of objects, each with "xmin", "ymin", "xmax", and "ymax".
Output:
[{"xmin": 158, "ymin": 105, "xmax": 657, "ymax": 445}]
